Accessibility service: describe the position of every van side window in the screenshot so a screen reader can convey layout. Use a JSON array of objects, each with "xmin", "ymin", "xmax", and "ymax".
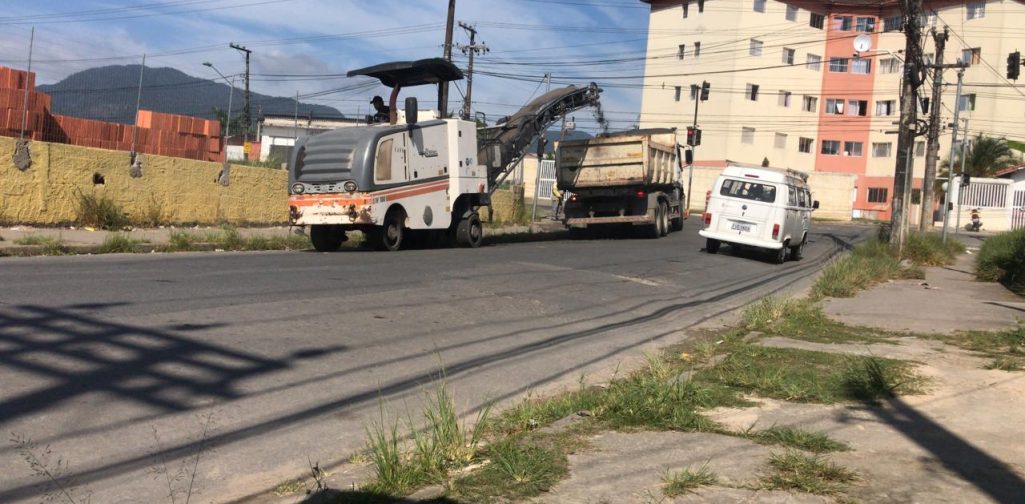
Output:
[
  {"xmin": 804, "ymin": 189, "xmax": 812, "ymax": 208},
  {"xmin": 720, "ymin": 179, "xmax": 777, "ymax": 203},
  {"xmin": 788, "ymin": 186, "xmax": 798, "ymax": 206},
  {"xmin": 796, "ymin": 187, "xmax": 807, "ymax": 207}
]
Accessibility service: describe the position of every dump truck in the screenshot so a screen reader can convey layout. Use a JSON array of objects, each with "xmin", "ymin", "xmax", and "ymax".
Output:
[{"xmin": 556, "ymin": 128, "xmax": 685, "ymax": 238}]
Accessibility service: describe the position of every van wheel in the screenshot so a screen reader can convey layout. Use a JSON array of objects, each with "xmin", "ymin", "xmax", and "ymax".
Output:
[
  {"xmin": 310, "ymin": 225, "xmax": 345, "ymax": 252},
  {"xmin": 790, "ymin": 237, "xmax": 806, "ymax": 261},
  {"xmin": 773, "ymin": 242, "xmax": 789, "ymax": 264},
  {"xmin": 658, "ymin": 200, "xmax": 670, "ymax": 236},
  {"xmin": 706, "ymin": 238, "xmax": 720, "ymax": 254},
  {"xmin": 455, "ymin": 212, "xmax": 483, "ymax": 248}
]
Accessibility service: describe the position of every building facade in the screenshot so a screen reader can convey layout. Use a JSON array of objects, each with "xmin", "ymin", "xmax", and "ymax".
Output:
[{"xmin": 639, "ymin": 0, "xmax": 1025, "ymax": 221}]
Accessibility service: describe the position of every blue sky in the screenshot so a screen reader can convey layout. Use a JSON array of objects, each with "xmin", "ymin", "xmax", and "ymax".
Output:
[{"xmin": 0, "ymin": 0, "xmax": 652, "ymax": 132}]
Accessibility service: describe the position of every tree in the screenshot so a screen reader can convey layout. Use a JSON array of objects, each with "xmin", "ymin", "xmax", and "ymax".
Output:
[
  {"xmin": 210, "ymin": 106, "xmax": 245, "ymax": 139},
  {"xmin": 936, "ymin": 134, "xmax": 1022, "ymax": 194}
]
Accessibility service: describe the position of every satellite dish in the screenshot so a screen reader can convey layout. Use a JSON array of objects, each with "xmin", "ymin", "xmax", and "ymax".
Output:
[{"xmin": 853, "ymin": 34, "xmax": 872, "ymax": 54}]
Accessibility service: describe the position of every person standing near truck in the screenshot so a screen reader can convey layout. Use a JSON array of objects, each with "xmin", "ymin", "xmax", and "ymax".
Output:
[{"xmin": 551, "ymin": 181, "xmax": 564, "ymax": 220}]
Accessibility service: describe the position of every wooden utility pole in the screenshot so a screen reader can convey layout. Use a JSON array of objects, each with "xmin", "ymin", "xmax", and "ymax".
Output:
[
  {"xmin": 890, "ymin": 0, "xmax": 924, "ymax": 252},
  {"xmin": 920, "ymin": 27, "xmax": 948, "ymax": 230},
  {"xmin": 230, "ymin": 43, "xmax": 252, "ymax": 142},
  {"xmin": 439, "ymin": 0, "xmax": 456, "ymax": 117},
  {"xmin": 457, "ymin": 22, "xmax": 488, "ymax": 120}
]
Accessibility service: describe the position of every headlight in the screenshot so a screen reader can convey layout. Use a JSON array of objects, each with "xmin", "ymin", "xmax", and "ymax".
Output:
[
  {"xmin": 343, "ymin": 180, "xmax": 358, "ymax": 193},
  {"xmin": 291, "ymin": 182, "xmax": 305, "ymax": 194}
]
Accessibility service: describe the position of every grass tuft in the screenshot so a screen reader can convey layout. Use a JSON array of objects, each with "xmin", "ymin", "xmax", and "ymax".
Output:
[
  {"xmin": 449, "ymin": 434, "xmax": 570, "ymax": 502},
  {"xmin": 761, "ymin": 450, "xmax": 858, "ymax": 495},
  {"xmin": 78, "ymin": 193, "xmax": 130, "ymax": 230},
  {"xmin": 748, "ymin": 426, "xmax": 849, "ymax": 453},
  {"xmin": 976, "ymin": 228, "xmax": 1025, "ymax": 295},
  {"xmin": 985, "ymin": 356, "xmax": 1023, "ymax": 372},
  {"xmin": 14, "ymin": 235, "xmax": 70, "ymax": 255},
  {"xmin": 663, "ymin": 464, "xmax": 718, "ymax": 496},
  {"xmin": 98, "ymin": 233, "xmax": 144, "ymax": 254}
]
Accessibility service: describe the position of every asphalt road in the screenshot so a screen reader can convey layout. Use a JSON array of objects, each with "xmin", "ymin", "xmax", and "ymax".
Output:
[{"xmin": 0, "ymin": 223, "xmax": 870, "ymax": 503}]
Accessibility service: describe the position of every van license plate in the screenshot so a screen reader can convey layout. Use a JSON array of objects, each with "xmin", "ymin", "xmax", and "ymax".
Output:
[{"xmin": 731, "ymin": 222, "xmax": 752, "ymax": 232}]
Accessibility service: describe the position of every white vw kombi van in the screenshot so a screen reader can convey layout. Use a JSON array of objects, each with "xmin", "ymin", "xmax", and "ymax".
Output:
[{"xmin": 698, "ymin": 164, "xmax": 818, "ymax": 263}]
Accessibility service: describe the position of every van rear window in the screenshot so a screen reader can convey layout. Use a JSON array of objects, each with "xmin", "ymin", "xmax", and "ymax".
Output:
[{"xmin": 720, "ymin": 179, "xmax": 777, "ymax": 203}]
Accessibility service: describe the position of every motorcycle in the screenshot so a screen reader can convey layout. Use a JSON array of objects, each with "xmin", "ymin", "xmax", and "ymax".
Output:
[{"xmin": 966, "ymin": 209, "xmax": 982, "ymax": 232}]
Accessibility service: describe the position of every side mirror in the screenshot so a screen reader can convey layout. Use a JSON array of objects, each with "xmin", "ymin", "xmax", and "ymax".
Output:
[
  {"xmin": 684, "ymin": 149, "xmax": 694, "ymax": 165},
  {"xmin": 812, "ymin": 200, "xmax": 820, "ymax": 209},
  {"xmin": 405, "ymin": 97, "xmax": 418, "ymax": 125}
]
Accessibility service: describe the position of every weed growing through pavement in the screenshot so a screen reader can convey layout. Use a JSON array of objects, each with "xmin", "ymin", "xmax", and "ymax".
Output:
[
  {"xmin": 98, "ymin": 233, "xmax": 145, "ymax": 254},
  {"xmin": 745, "ymin": 426, "xmax": 850, "ymax": 454},
  {"xmin": 78, "ymin": 193, "xmax": 130, "ymax": 230},
  {"xmin": 10, "ymin": 432, "xmax": 92, "ymax": 504},
  {"xmin": 761, "ymin": 450, "xmax": 858, "ymax": 495},
  {"xmin": 14, "ymin": 234, "xmax": 71, "ymax": 255},
  {"xmin": 147, "ymin": 413, "xmax": 216, "ymax": 504},
  {"xmin": 662, "ymin": 463, "xmax": 719, "ymax": 496}
]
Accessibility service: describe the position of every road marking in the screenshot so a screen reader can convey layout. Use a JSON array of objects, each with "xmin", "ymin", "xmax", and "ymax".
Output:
[{"xmin": 612, "ymin": 274, "xmax": 661, "ymax": 287}]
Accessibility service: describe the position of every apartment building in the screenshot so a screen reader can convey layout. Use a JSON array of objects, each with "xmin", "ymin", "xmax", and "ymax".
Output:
[{"xmin": 639, "ymin": 0, "xmax": 1025, "ymax": 220}]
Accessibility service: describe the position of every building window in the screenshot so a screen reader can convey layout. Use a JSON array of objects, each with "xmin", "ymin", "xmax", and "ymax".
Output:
[
  {"xmin": 821, "ymin": 140, "xmax": 841, "ymax": 155},
  {"xmin": 876, "ymin": 99, "xmax": 897, "ymax": 116},
  {"xmin": 883, "ymin": 15, "xmax": 903, "ymax": 32},
  {"xmin": 915, "ymin": 141, "xmax": 926, "ymax": 157},
  {"xmin": 753, "ymin": 0, "xmax": 765, "ymax": 13},
  {"xmin": 810, "ymin": 12, "xmax": 825, "ymax": 29},
  {"xmin": 924, "ymin": 53, "xmax": 935, "ymax": 65},
  {"xmin": 872, "ymin": 142, "xmax": 893, "ymax": 157},
  {"xmin": 741, "ymin": 127, "xmax": 756, "ymax": 144},
  {"xmin": 847, "ymin": 100, "xmax": 868, "ymax": 116},
  {"xmin": 851, "ymin": 58, "xmax": 872, "ymax": 74},
  {"xmin": 826, "ymin": 98, "xmax": 844, "ymax": 114},
  {"xmin": 802, "ymin": 95, "xmax": 818, "ymax": 112},
  {"xmin": 774, "ymin": 132, "xmax": 787, "ymax": 149},
  {"xmin": 750, "ymin": 39, "xmax": 763, "ymax": 56},
  {"xmin": 962, "ymin": 47, "xmax": 981, "ymax": 65},
  {"xmin": 835, "ymin": 15, "xmax": 853, "ymax": 31},
  {"xmin": 799, "ymin": 137, "xmax": 814, "ymax": 153},
  {"xmin": 782, "ymin": 47, "xmax": 795, "ymax": 65},
  {"xmin": 698, "ymin": 0, "xmax": 704, "ymax": 13},
  {"xmin": 844, "ymin": 141, "xmax": 864, "ymax": 156},
  {"xmin": 806, "ymin": 54, "xmax": 822, "ymax": 71},
  {"xmin": 678, "ymin": 44, "xmax": 686, "ymax": 60},
  {"xmin": 786, "ymin": 4, "xmax": 798, "ymax": 21},
  {"xmin": 675, "ymin": 86, "xmax": 682, "ymax": 102},
  {"xmin": 690, "ymin": 85, "xmax": 699, "ymax": 100},
  {"xmin": 911, "ymin": 188, "xmax": 922, "ymax": 205},
  {"xmin": 880, "ymin": 57, "xmax": 900, "ymax": 74},
  {"xmin": 967, "ymin": 1, "xmax": 985, "ymax": 20},
  {"xmin": 778, "ymin": 90, "xmax": 792, "ymax": 107},
  {"xmin": 682, "ymin": 0, "xmax": 689, "ymax": 18},
  {"xmin": 867, "ymin": 188, "xmax": 889, "ymax": 203},
  {"xmin": 746, "ymin": 83, "xmax": 760, "ymax": 101},
  {"xmin": 958, "ymin": 93, "xmax": 977, "ymax": 111},
  {"xmin": 829, "ymin": 57, "xmax": 849, "ymax": 72},
  {"xmin": 856, "ymin": 17, "xmax": 876, "ymax": 32},
  {"xmin": 694, "ymin": 41, "xmax": 701, "ymax": 58}
]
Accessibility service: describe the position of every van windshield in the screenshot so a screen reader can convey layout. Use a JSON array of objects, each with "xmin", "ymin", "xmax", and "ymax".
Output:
[{"xmin": 720, "ymin": 178, "xmax": 777, "ymax": 203}]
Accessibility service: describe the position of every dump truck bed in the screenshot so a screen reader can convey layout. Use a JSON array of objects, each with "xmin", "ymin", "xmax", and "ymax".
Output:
[{"xmin": 557, "ymin": 129, "xmax": 678, "ymax": 190}]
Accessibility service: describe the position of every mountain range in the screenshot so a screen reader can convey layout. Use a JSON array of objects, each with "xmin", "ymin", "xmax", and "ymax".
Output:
[{"xmin": 37, "ymin": 65, "xmax": 342, "ymax": 125}]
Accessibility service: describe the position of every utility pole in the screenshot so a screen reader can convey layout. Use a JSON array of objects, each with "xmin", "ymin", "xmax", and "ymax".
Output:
[
  {"xmin": 920, "ymin": 26, "xmax": 947, "ymax": 231},
  {"xmin": 229, "ymin": 43, "xmax": 252, "ymax": 143},
  {"xmin": 439, "ymin": 0, "xmax": 456, "ymax": 117},
  {"xmin": 456, "ymin": 22, "xmax": 487, "ymax": 120},
  {"xmin": 889, "ymin": 0, "xmax": 924, "ymax": 252},
  {"xmin": 955, "ymin": 117, "xmax": 969, "ymax": 234},
  {"xmin": 687, "ymin": 81, "xmax": 710, "ymax": 217},
  {"xmin": 941, "ymin": 68, "xmax": 965, "ymax": 243}
]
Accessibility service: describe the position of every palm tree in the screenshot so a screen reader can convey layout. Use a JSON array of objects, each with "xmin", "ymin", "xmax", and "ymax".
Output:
[{"xmin": 941, "ymin": 133, "xmax": 1020, "ymax": 177}]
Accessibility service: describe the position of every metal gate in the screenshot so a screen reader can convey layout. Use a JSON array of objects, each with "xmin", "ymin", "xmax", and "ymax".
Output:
[
  {"xmin": 536, "ymin": 159, "xmax": 557, "ymax": 200},
  {"xmin": 1013, "ymin": 190, "xmax": 1025, "ymax": 230}
]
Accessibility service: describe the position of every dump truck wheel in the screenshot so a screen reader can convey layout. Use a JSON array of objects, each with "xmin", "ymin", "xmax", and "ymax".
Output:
[{"xmin": 658, "ymin": 200, "xmax": 670, "ymax": 236}]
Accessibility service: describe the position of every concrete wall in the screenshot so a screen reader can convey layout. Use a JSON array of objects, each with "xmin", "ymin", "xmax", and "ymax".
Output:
[{"xmin": 0, "ymin": 136, "xmax": 287, "ymax": 225}]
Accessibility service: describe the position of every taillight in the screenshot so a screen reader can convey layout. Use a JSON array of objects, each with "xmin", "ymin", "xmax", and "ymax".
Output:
[
  {"xmin": 704, "ymin": 212, "xmax": 712, "ymax": 226},
  {"xmin": 569, "ymin": 194, "xmax": 577, "ymax": 202},
  {"xmin": 772, "ymin": 223, "xmax": 780, "ymax": 240},
  {"xmin": 636, "ymin": 190, "xmax": 646, "ymax": 199}
]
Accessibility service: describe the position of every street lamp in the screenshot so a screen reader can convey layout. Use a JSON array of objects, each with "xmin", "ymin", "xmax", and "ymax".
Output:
[{"xmin": 203, "ymin": 62, "xmax": 235, "ymax": 146}]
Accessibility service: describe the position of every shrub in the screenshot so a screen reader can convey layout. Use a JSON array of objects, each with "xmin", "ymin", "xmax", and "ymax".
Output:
[
  {"xmin": 976, "ymin": 228, "xmax": 1025, "ymax": 295},
  {"xmin": 78, "ymin": 193, "xmax": 130, "ymax": 230}
]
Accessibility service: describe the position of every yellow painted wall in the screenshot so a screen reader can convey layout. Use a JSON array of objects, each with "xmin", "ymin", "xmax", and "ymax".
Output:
[{"xmin": 0, "ymin": 136, "xmax": 288, "ymax": 225}]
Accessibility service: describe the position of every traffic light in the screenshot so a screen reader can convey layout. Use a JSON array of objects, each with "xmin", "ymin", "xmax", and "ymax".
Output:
[
  {"xmin": 1007, "ymin": 51, "xmax": 1021, "ymax": 80},
  {"xmin": 961, "ymin": 173, "xmax": 971, "ymax": 186},
  {"xmin": 700, "ymin": 81, "xmax": 711, "ymax": 101},
  {"xmin": 686, "ymin": 126, "xmax": 702, "ymax": 146}
]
